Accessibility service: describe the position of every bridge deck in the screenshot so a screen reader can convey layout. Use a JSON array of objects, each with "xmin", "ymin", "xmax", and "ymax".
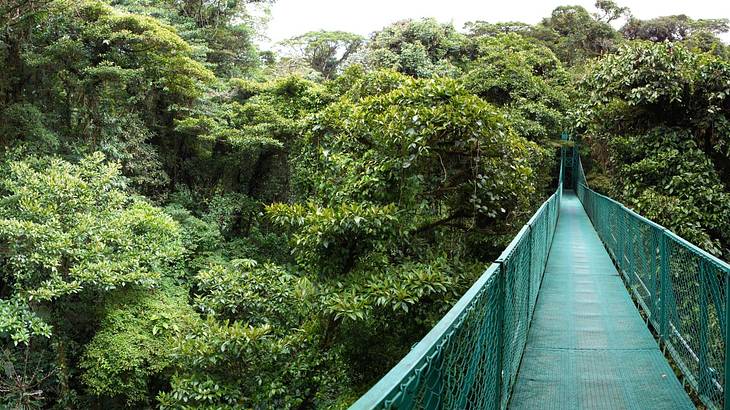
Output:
[{"xmin": 508, "ymin": 192, "xmax": 694, "ymax": 410}]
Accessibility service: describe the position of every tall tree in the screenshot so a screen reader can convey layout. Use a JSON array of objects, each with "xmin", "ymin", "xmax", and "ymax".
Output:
[
  {"xmin": 0, "ymin": 153, "xmax": 184, "ymax": 405},
  {"xmin": 593, "ymin": 0, "xmax": 630, "ymax": 23},
  {"xmin": 620, "ymin": 14, "xmax": 729, "ymax": 56},
  {"xmin": 356, "ymin": 18, "xmax": 468, "ymax": 77},
  {"xmin": 576, "ymin": 41, "xmax": 730, "ymax": 257},
  {"xmin": 621, "ymin": 15, "xmax": 729, "ymax": 42},
  {"xmin": 110, "ymin": 0, "xmax": 272, "ymax": 77},
  {"xmin": 0, "ymin": 0, "xmax": 51, "ymax": 26},
  {"xmin": 0, "ymin": 0, "xmax": 215, "ymax": 195},
  {"xmin": 279, "ymin": 30, "xmax": 364, "ymax": 79},
  {"xmin": 531, "ymin": 5, "xmax": 621, "ymax": 65}
]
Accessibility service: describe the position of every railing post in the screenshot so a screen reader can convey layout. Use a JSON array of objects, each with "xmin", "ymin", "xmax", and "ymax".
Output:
[
  {"xmin": 560, "ymin": 146, "xmax": 565, "ymax": 190},
  {"xmin": 573, "ymin": 146, "xmax": 577, "ymax": 190},
  {"xmin": 495, "ymin": 263, "xmax": 505, "ymax": 410},
  {"xmin": 699, "ymin": 260, "xmax": 710, "ymax": 401},
  {"xmin": 725, "ymin": 272, "xmax": 730, "ymax": 410},
  {"xmin": 535, "ymin": 207, "xmax": 544, "ymax": 274},
  {"xmin": 649, "ymin": 229, "xmax": 659, "ymax": 324},
  {"xmin": 526, "ymin": 225, "xmax": 533, "ymax": 324},
  {"xmin": 659, "ymin": 231, "xmax": 670, "ymax": 345},
  {"xmin": 616, "ymin": 206, "xmax": 625, "ymax": 274},
  {"xmin": 621, "ymin": 206, "xmax": 632, "ymax": 284}
]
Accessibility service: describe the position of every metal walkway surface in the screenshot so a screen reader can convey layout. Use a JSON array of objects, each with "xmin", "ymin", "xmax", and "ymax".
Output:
[{"xmin": 508, "ymin": 192, "xmax": 694, "ymax": 410}]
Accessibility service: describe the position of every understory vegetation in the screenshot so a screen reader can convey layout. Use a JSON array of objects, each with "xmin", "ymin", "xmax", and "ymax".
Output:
[{"xmin": 0, "ymin": 0, "xmax": 728, "ymax": 408}]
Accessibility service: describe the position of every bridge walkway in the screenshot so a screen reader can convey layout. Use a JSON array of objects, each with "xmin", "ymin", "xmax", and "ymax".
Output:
[{"xmin": 508, "ymin": 192, "xmax": 694, "ymax": 410}]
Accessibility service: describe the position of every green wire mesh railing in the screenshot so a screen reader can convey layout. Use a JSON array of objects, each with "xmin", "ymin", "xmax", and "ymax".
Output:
[
  {"xmin": 575, "ymin": 152, "xmax": 730, "ymax": 410},
  {"xmin": 349, "ymin": 151, "xmax": 565, "ymax": 410}
]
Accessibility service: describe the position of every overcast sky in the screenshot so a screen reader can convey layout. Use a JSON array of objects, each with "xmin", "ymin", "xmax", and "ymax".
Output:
[{"xmin": 258, "ymin": 0, "xmax": 730, "ymax": 47}]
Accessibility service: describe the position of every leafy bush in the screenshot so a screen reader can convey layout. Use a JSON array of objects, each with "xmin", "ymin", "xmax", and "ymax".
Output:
[
  {"xmin": 159, "ymin": 260, "xmax": 349, "ymax": 409},
  {"xmin": 577, "ymin": 41, "xmax": 730, "ymax": 258},
  {"xmin": 268, "ymin": 72, "xmax": 551, "ymax": 393},
  {"xmin": 463, "ymin": 33, "xmax": 568, "ymax": 142},
  {"xmin": 80, "ymin": 285, "xmax": 200, "ymax": 406},
  {"xmin": 609, "ymin": 128, "xmax": 730, "ymax": 255},
  {"xmin": 355, "ymin": 18, "xmax": 467, "ymax": 78},
  {"xmin": 0, "ymin": 153, "xmax": 183, "ymax": 338}
]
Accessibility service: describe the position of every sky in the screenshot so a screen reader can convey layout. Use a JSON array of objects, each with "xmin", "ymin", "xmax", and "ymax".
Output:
[{"xmin": 257, "ymin": 0, "xmax": 730, "ymax": 47}]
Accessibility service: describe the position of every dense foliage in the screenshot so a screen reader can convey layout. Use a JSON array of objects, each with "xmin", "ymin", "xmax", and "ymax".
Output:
[
  {"xmin": 0, "ymin": 0, "xmax": 728, "ymax": 408},
  {"xmin": 576, "ymin": 41, "xmax": 730, "ymax": 258}
]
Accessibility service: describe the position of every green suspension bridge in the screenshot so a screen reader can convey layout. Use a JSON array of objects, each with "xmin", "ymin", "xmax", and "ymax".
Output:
[{"xmin": 350, "ymin": 145, "xmax": 730, "ymax": 410}]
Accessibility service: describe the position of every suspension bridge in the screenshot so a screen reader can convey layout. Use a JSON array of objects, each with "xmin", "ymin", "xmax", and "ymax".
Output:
[{"xmin": 350, "ymin": 145, "xmax": 730, "ymax": 410}]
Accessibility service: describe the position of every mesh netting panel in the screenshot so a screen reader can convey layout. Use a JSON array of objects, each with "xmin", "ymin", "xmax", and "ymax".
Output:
[
  {"xmin": 350, "ymin": 153, "xmax": 564, "ymax": 410},
  {"xmin": 623, "ymin": 214, "xmax": 663, "ymax": 327},
  {"xmin": 575, "ymin": 154, "xmax": 730, "ymax": 410},
  {"xmin": 664, "ymin": 234, "xmax": 727, "ymax": 408},
  {"xmin": 499, "ymin": 226, "xmax": 533, "ymax": 406},
  {"xmin": 528, "ymin": 205, "xmax": 549, "ymax": 324},
  {"xmin": 358, "ymin": 267, "xmax": 503, "ymax": 410}
]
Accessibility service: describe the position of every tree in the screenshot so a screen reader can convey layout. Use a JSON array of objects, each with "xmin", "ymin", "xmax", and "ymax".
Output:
[
  {"xmin": 0, "ymin": 0, "xmax": 51, "ymax": 26},
  {"xmin": 576, "ymin": 41, "xmax": 730, "ymax": 258},
  {"xmin": 157, "ymin": 259, "xmax": 350, "ymax": 409},
  {"xmin": 80, "ymin": 285, "xmax": 200, "ymax": 406},
  {"xmin": 1, "ymin": 0, "xmax": 215, "ymax": 195},
  {"xmin": 532, "ymin": 5, "xmax": 621, "ymax": 65},
  {"xmin": 593, "ymin": 0, "xmax": 629, "ymax": 23},
  {"xmin": 620, "ymin": 14, "xmax": 729, "ymax": 56},
  {"xmin": 283, "ymin": 72, "xmax": 548, "ymax": 270},
  {"xmin": 267, "ymin": 71, "xmax": 550, "ymax": 391},
  {"xmin": 279, "ymin": 31, "xmax": 364, "ymax": 79},
  {"xmin": 621, "ymin": 15, "xmax": 729, "ymax": 42},
  {"xmin": 0, "ymin": 153, "xmax": 184, "ymax": 405},
  {"xmin": 463, "ymin": 21, "xmax": 533, "ymax": 38},
  {"xmin": 111, "ymin": 0, "xmax": 272, "ymax": 77},
  {"xmin": 171, "ymin": 75, "xmax": 328, "ymax": 205},
  {"xmin": 463, "ymin": 33, "xmax": 569, "ymax": 143},
  {"xmin": 356, "ymin": 18, "xmax": 468, "ymax": 77}
]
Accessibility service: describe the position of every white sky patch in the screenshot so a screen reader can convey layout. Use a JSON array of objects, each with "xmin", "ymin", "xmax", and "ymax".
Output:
[{"xmin": 257, "ymin": 0, "xmax": 730, "ymax": 48}]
